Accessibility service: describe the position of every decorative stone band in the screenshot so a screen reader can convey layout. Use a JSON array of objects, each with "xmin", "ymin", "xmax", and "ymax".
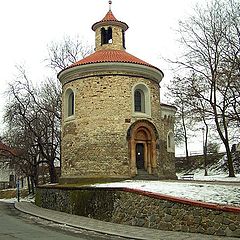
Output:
[
  {"xmin": 92, "ymin": 20, "xmax": 129, "ymax": 31},
  {"xmin": 58, "ymin": 62, "xmax": 164, "ymax": 86}
]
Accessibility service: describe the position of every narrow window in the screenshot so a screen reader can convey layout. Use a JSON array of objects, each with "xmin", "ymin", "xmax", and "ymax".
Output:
[
  {"xmin": 122, "ymin": 30, "xmax": 125, "ymax": 48},
  {"xmin": 101, "ymin": 27, "xmax": 112, "ymax": 45},
  {"xmin": 132, "ymin": 83, "xmax": 150, "ymax": 116},
  {"xmin": 168, "ymin": 134, "xmax": 171, "ymax": 148},
  {"xmin": 107, "ymin": 27, "xmax": 112, "ymax": 43},
  {"xmin": 68, "ymin": 91, "xmax": 74, "ymax": 117},
  {"xmin": 101, "ymin": 28, "xmax": 107, "ymax": 45},
  {"xmin": 134, "ymin": 90, "xmax": 145, "ymax": 112},
  {"xmin": 167, "ymin": 132, "xmax": 174, "ymax": 152}
]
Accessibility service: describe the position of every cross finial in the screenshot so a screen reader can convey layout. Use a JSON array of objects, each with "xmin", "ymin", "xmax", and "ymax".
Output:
[{"xmin": 109, "ymin": 0, "xmax": 112, "ymax": 11}]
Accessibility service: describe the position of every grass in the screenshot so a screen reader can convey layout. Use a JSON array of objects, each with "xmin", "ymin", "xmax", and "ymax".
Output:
[{"xmin": 0, "ymin": 188, "xmax": 29, "ymax": 199}]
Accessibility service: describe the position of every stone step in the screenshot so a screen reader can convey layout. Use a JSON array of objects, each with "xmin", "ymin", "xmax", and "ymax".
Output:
[{"xmin": 133, "ymin": 169, "xmax": 159, "ymax": 180}]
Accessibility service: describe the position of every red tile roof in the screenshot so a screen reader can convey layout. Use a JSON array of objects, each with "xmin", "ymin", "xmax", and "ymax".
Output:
[
  {"xmin": 69, "ymin": 50, "xmax": 161, "ymax": 72},
  {"xmin": 0, "ymin": 141, "xmax": 18, "ymax": 157},
  {"xmin": 101, "ymin": 10, "xmax": 118, "ymax": 22},
  {"xmin": 92, "ymin": 10, "xmax": 128, "ymax": 31}
]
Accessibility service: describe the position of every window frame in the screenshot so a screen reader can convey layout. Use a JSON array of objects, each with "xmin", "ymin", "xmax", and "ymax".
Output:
[
  {"xmin": 134, "ymin": 89, "xmax": 145, "ymax": 112},
  {"xmin": 64, "ymin": 88, "xmax": 75, "ymax": 120},
  {"xmin": 132, "ymin": 83, "xmax": 151, "ymax": 117},
  {"xmin": 101, "ymin": 27, "xmax": 113, "ymax": 45},
  {"xmin": 167, "ymin": 131, "xmax": 175, "ymax": 153}
]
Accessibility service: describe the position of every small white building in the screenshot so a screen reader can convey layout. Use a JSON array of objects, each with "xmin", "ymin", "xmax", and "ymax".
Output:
[{"xmin": 0, "ymin": 141, "xmax": 16, "ymax": 189}]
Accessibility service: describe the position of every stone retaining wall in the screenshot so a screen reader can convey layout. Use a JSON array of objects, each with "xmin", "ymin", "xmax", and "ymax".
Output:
[{"xmin": 36, "ymin": 186, "xmax": 240, "ymax": 237}]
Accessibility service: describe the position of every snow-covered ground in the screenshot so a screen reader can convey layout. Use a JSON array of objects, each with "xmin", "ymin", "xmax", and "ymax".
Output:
[
  {"xmin": 91, "ymin": 168, "xmax": 240, "ymax": 208},
  {"xmin": 0, "ymin": 193, "xmax": 35, "ymax": 204},
  {"xmin": 92, "ymin": 179, "xmax": 240, "ymax": 207},
  {"xmin": 178, "ymin": 166, "xmax": 240, "ymax": 182},
  {"xmin": 1, "ymin": 163, "xmax": 240, "ymax": 207},
  {"xmin": 0, "ymin": 198, "xmax": 16, "ymax": 203}
]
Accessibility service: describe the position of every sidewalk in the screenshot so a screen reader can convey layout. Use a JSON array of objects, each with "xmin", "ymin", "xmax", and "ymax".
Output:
[{"xmin": 15, "ymin": 202, "xmax": 239, "ymax": 240}]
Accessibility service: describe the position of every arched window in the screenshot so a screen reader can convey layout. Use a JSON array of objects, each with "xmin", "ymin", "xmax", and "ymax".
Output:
[
  {"xmin": 68, "ymin": 91, "xmax": 74, "ymax": 116},
  {"xmin": 65, "ymin": 89, "xmax": 75, "ymax": 118},
  {"xmin": 134, "ymin": 90, "xmax": 145, "ymax": 112},
  {"xmin": 101, "ymin": 27, "xmax": 112, "ymax": 45},
  {"xmin": 167, "ymin": 132, "xmax": 175, "ymax": 152},
  {"xmin": 101, "ymin": 28, "xmax": 107, "ymax": 45},
  {"xmin": 132, "ymin": 83, "xmax": 150, "ymax": 116}
]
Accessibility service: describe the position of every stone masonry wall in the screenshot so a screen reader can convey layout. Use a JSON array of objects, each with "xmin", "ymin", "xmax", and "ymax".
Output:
[
  {"xmin": 36, "ymin": 186, "xmax": 240, "ymax": 238},
  {"xmin": 61, "ymin": 72, "xmax": 175, "ymax": 180},
  {"xmin": 159, "ymin": 118, "xmax": 176, "ymax": 179}
]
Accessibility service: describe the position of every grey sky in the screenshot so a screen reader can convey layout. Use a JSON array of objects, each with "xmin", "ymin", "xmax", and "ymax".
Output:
[{"xmin": 0, "ymin": 0, "xmax": 202, "ymax": 153}]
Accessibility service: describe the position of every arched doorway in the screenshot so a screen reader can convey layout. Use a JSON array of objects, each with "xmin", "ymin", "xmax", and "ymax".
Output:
[
  {"xmin": 127, "ymin": 120, "xmax": 158, "ymax": 177},
  {"xmin": 136, "ymin": 143, "xmax": 144, "ymax": 169}
]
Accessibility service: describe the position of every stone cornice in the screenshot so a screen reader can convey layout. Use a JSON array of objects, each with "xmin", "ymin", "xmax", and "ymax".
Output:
[
  {"xmin": 161, "ymin": 103, "xmax": 177, "ymax": 112},
  {"xmin": 92, "ymin": 20, "xmax": 129, "ymax": 31},
  {"xmin": 58, "ymin": 62, "xmax": 163, "ymax": 86}
]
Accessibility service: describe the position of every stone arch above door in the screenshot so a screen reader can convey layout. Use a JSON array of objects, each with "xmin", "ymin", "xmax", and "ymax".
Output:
[{"xmin": 127, "ymin": 120, "xmax": 158, "ymax": 177}]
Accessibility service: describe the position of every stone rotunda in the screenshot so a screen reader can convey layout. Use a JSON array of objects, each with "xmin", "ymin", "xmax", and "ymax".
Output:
[{"xmin": 58, "ymin": 2, "xmax": 177, "ymax": 183}]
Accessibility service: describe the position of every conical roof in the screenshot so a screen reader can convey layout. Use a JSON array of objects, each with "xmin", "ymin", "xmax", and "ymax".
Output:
[
  {"xmin": 58, "ymin": 7, "xmax": 163, "ymax": 80},
  {"xmin": 68, "ymin": 50, "xmax": 162, "ymax": 73},
  {"xmin": 92, "ymin": 10, "xmax": 128, "ymax": 31},
  {"xmin": 101, "ymin": 10, "xmax": 118, "ymax": 21}
]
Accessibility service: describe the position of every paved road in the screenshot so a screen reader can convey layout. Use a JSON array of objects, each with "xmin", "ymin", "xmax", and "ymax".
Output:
[
  {"xmin": 15, "ymin": 201, "xmax": 240, "ymax": 240},
  {"xmin": 0, "ymin": 202, "xmax": 126, "ymax": 240}
]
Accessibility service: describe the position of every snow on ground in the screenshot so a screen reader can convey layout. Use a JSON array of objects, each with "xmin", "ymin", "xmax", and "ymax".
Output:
[
  {"xmin": 181, "ymin": 161, "xmax": 240, "ymax": 182},
  {"xmin": 0, "ymin": 198, "xmax": 16, "ymax": 203},
  {"xmin": 190, "ymin": 173, "xmax": 240, "ymax": 182},
  {"xmin": 92, "ymin": 176, "xmax": 240, "ymax": 207},
  {"xmin": 177, "ymin": 170, "xmax": 240, "ymax": 182},
  {"xmin": 0, "ymin": 193, "xmax": 35, "ymax": 203},
  {"xmin": 1, "ymin": 163, "xmax": 240, "ymax": 208}
]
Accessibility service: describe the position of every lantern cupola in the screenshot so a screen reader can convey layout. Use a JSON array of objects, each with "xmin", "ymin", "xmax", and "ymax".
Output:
[{"xmin": 92, "ymin": 1, "xmax": 129, "ymax": 51}]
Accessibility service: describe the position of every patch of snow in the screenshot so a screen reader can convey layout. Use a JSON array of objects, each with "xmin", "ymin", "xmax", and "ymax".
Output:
[
  {"xmin": 0, "ymin": 193, "xmax": 35, "ymax": 203},
  {"xmin": 177, "ymin": 170, "xmax": 240, "ymax": 182},
  {"xmin": 91, "ymin": 180, "xmax": 240, "ymax": 207},
  {"xmin": 194, "ymin": 173, "xmax": 240, "ymax": 182},
  {"xmin": 0, "ymin": 197, "xmax": 34, "ymax": 203},
  {"xmin": 0, "ymin": 198, "xmax": 17, "ymax": 203}
]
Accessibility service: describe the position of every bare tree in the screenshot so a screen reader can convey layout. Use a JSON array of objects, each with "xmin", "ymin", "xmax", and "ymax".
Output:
[
  {"xmin": 167, "ymin": 77, "xmax": 195, "ymax": 164},
  {"xmin": 46, "ymin": 35, "xmax": 93, "ymax": 72},
  {"xmin": 3, "ymin": 35, "xmax": 92, "ymax": 185},
  {"xmin": 172, "ymin": 0, "xmax": 240, "ymax": 177},
  {"xmin": 4, "ymin": 66, "xmax": 61, "ymax": 184}
]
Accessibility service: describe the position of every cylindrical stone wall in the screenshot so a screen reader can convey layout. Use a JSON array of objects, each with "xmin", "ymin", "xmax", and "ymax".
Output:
[{"xmin": 60, "ymin": 71, "xmax": 167, "ymax": 181}]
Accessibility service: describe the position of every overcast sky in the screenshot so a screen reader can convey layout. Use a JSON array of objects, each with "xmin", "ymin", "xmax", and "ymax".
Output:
[{"xmin": 0, "ymin": 0, "xmax": 204, "ymax": 153}]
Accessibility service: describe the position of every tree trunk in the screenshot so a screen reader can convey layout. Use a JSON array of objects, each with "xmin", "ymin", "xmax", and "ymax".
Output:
[
  {"xmin": 223, "ymin": 140, "xmax": 235, "ymax": 177},
  {"xmin": 30, "ymin": 176, "xmax": 35, "ymax": 194},
  {"xmin": 211, "ymin": 76, "xmax": 235, "ymax": 177},
  {"xmin": 213, "ymin": 110, "xmax": 235, "ymax": 177},
  {"xmin": 49, "ymin": 161, "xmax": 57, "ymax": 183},
  {"xmin": 181, "ymin": 107, "xmax": 190, "ymax": 165},
  {"xmin": 203, "ymin": 122, "xmax": 208, "ymax": 176},
  {"xmin": 27, "ymin": 176, "xmax": 31, "ymax": 194}
]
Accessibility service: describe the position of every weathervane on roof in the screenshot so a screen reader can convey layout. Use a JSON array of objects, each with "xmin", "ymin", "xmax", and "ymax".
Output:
[{"xmin": 109, "ymin": 0, "xmax": 112, "ymax": 11}]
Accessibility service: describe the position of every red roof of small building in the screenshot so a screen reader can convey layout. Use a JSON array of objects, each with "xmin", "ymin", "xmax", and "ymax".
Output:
[
  {"xmin": 0, "ymin": 141, "xmax": 18, "ymax": 157},
  {"xmin": 69, "ymin": 50, "xmax": 161, "ymax": 72}
]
